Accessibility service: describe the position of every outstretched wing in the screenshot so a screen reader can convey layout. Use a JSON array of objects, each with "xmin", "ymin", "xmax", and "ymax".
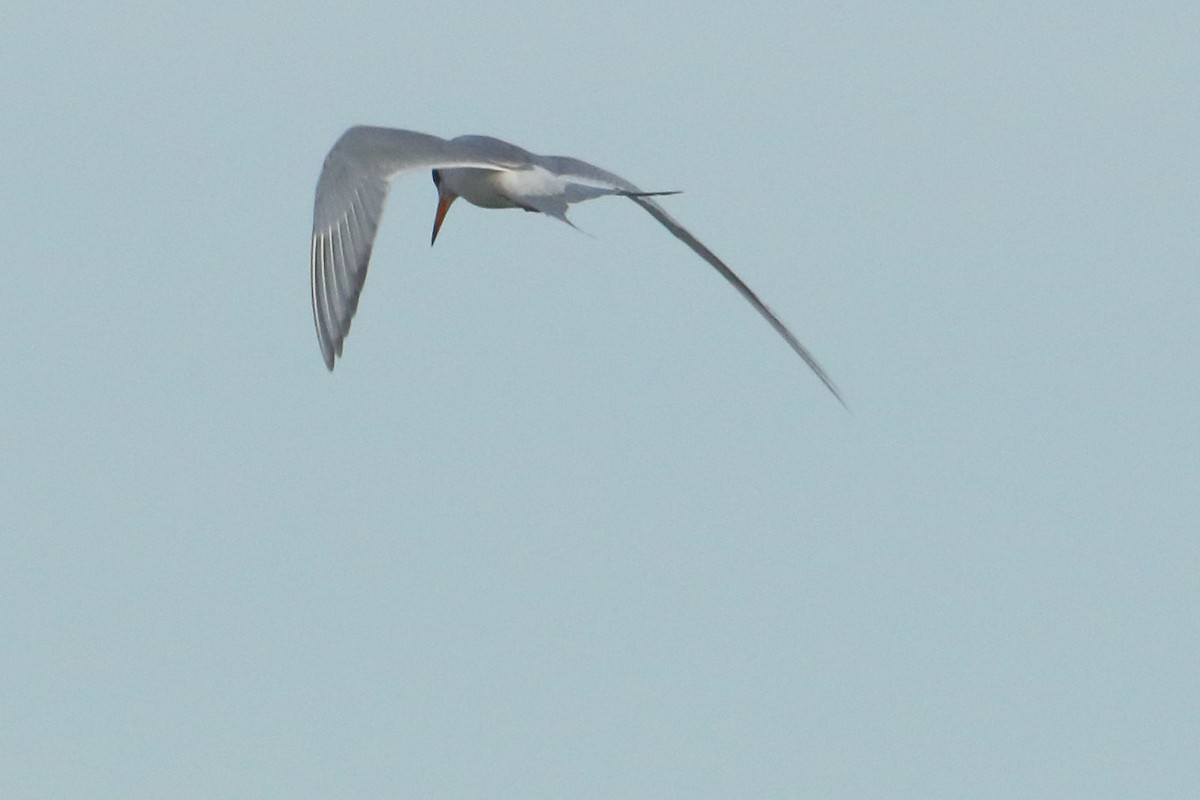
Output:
[
  {"xmin": 310, "ymin": 127, "xmax": 515, "ymax": 370},
  {"xmin": 533, "ymin": 152, "xmax": 843, "ymax": 404},
  {"xmin": 629, "ymin": 196, "xmax": 845, "ymax": 406},
  {"xmin": 536, "ymin": 153, "xmax": 648, "ymax": 202}
]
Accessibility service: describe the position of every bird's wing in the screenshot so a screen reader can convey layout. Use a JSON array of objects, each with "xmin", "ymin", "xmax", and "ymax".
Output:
[
  {"xmin": 514, "ymin": 154, "xmax": 676, "ymax": 225},
  {"xmin": 533, "ymin": 153, "xmax": 842, "ymax": 403},
  {"xmin": 628, "ymin": 196, "xmax": 845, "ymax": 406},
  {"xmin": 311, "ymin": 127, "xmax": 518, "ymax": 370},
  {"xmin": 535, "ymin": 154, "xmax": 650, "ymax": 202}
]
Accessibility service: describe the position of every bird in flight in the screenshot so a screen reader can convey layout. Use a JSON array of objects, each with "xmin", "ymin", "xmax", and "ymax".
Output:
[{"xmin": 310, "ymin": 126, "xmax": 843, "ymax": 404}]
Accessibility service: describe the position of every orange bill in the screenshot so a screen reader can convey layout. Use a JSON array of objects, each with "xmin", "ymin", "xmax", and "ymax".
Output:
[{"xmin": 431, "ymin": 194, "xmax": 456, "ymax": 245}]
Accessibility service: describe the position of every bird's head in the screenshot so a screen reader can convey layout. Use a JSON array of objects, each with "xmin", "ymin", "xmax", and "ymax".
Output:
[{"xmin": 430, "ymin": 169, "xmax": 457, "ymax": 245}]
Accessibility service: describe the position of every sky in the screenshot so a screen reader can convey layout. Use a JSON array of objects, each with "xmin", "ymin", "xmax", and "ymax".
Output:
[{"xmin": 2, "ymin": 2, "xmax": 1198, "ymax": 798}]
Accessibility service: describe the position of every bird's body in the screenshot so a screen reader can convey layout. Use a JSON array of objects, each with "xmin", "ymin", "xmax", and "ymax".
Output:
[
  {"xmin": 441, "ymin": 167, "xmax": 524, "ymax": 209},
  {"xmin": 310, "ymin": 126, "xmax": 843, "ymax": 404},
  {"xmin": 433, "ymin": 137, "xmax": 536, "ymax": 208}
]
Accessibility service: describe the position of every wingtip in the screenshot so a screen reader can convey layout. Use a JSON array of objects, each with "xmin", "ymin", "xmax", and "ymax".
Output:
[
  {"xmin": 318, "ymin": 336, "xmax": 337, "ymax": 371},
  {"xmin": 828, "ymin": 384, "xmax": 850, "ymax": 413}
]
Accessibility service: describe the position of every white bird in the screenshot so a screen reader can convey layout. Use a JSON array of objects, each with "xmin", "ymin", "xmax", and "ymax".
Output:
[{"xmin": 310, "ymin": 126, "xmax": 843, "ymax": 404}]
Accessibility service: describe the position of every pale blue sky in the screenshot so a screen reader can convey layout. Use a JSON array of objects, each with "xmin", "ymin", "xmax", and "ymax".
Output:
[{"xmin": 3, "ymin": 2, "xmax": 1198, "ymax": 798}]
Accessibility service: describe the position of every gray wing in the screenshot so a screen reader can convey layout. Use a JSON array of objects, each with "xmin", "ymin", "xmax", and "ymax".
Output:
[
  {"xmin": 629, "ymin": 196, "xmax": 845, "ymax": 406},
  {"xmin": 536, "ymin": 154, "xmax": 648, "ymax": 202},
  {"xmin": 311, "ymin": 127, "xmax": 516, "ymax": 370},
  {"xmin": 535, "ymin": 152, "xmax": 842, "ymax": 403},
  {"xmin": 627, "ymin": 196, "xmax": 845, "ymax": 405},
  {"xmin": 524, "ymin": 153, "xmax": 678, "ymax": 224}
]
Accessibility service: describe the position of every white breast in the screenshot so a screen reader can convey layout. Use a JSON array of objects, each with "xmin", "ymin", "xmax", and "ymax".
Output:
[
  {"xmin": 443, "ymin": 165, "xmax": 564, "ymax": 210},
  {"xmin": 438, "ymin": 168, "xmax": 513, "ymax": 208}
]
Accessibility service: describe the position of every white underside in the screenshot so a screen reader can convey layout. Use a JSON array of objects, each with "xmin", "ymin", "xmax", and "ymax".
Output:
[{"xmin": 441, "ymin": 166, "xmax": 563, "ymax": 210}]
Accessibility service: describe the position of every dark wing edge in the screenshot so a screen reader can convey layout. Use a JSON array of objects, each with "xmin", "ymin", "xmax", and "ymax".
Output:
[
  {"xmin": 311, "ymin": 173, "xmax": 389, "ymax": 370},
  {"xmin": 629, "ymin": 196, "xmax": 846, "ymax": 407}
]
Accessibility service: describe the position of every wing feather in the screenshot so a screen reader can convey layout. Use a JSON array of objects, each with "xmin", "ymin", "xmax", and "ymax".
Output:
[
  {"xmin": 629, "ymin": 196, "xmax": 845, "ymax": 406},
  {"xmin": 310, "ymin": 127, "xmax": 516, "ymax": 369}
]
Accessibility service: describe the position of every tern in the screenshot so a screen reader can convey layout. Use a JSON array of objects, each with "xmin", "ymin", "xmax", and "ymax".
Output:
[{"xmin": 310, "ymin": 126, "xmax": 843, "ymax": 404}]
